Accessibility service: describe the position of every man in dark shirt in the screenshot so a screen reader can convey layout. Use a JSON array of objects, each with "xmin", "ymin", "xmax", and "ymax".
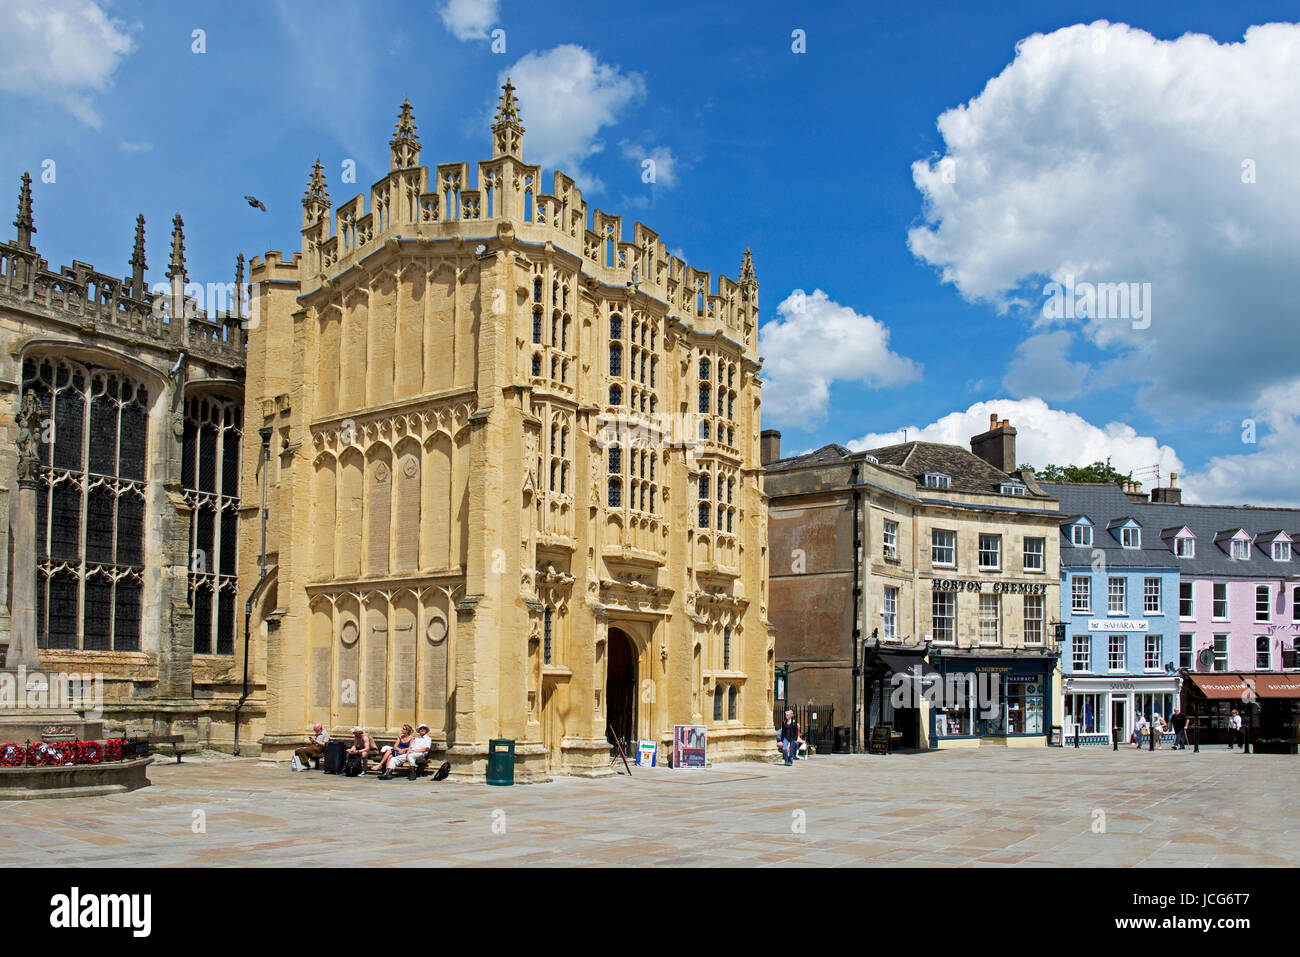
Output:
[{"xmin": 1170, "ymin": 709, "xmax": 1189, "ymax": 750}]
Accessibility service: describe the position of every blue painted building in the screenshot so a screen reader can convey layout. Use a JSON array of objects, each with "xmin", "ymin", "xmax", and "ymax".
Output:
[{"xmin": 1043, "ymin": 483, "xmax": 1182, "ymax": 743}]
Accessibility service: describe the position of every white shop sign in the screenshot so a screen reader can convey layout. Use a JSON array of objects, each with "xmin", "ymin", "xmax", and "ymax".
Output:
[{"xmin": 1087, "ymin": 619, "xmax": 1148, "ymax": 632}]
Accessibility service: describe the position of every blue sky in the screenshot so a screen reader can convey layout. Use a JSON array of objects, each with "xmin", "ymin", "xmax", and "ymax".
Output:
[{"xmin": 4, "ymin": 1, "xmax": 1300, "ymax": 503}]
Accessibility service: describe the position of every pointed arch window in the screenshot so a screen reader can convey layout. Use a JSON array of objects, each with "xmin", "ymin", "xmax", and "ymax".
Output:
[
  {"xmin": 183, "ymin": 393, "xmax": 242, "ymax": 655},
  {"xmin": 24, "ymin": 356, "xmax": 148, "ymax": 652}
]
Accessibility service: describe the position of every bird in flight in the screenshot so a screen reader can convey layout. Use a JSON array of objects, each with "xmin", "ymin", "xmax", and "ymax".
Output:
[{"xmin": 244, "ymin": 195, "xmax": 266, "ymax": 211}]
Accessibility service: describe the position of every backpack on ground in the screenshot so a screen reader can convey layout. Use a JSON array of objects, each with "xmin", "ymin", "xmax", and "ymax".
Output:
[
  {"xmin": 344, "ymin": 752, "xmax": 364, "ymax": 777},
  {"xmin": 432, "ymin": 761, "xmax": 451, "ymax": 782}
]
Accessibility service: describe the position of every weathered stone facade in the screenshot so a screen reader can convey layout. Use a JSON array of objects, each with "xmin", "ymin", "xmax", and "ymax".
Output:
[
  {"xmin": 243, "ymin": 85, "xmax": 775, "ymax": 777},
  {"xmin": 765, "ymin": 418, "xmax": 1063, "ymax": 750},
  {"xmin": 1, "ymin": 173, "xmax": 251, "ymax": 746}
]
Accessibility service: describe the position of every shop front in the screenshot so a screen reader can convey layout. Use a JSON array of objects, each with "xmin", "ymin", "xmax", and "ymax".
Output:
[
  {"xmin": 1184, "ymin": 672, "xmax": 1300, "ymax": 746},
  {"xmin": 1061, "ymin": 675, "xmax": 1181, "ymax": 745},
  {"xmin": 928, "ymin": 651, "xmax": 1057, "ymax": 748},
  {"xmin": 863, "ymin": 643, "xmax": 936, "ymax": 750}
]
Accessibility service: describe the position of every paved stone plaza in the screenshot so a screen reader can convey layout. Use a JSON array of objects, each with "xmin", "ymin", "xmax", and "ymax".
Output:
[{"xmin": 2, "ymin": 748, "xmax": 1295, "ymax": 867}]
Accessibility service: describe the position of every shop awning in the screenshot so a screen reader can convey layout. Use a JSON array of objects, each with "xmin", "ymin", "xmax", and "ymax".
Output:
[
  {"xmin": 876, "ymin": 653, "xmax": 939, "ymax": 678},
  {"xmin": 1187, "ymin": 674, "xmax": 1252, "ymax": 699},
  {"xmin": 1249, "ymin": 674, "xmax": 1300, "ymax": 698},
  {"xmin": 1188, "ymin": 673, "xmax": 1300, "ymax": 700}
]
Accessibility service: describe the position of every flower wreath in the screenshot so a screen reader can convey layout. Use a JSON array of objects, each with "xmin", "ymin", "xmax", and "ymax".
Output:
[
  {"xmin": 104, "ymin": 738, "xmax": 124, "ymax": 762},
  {"xmin": 27, "ymin": 742, "xmax": 74, "ymax": 766},
  {"xmin": 0, "ymin": 742, "xmax": 23, "ymax": 767},
  {"xmin": 75, "ymin": 740, "xmax": 102, "ymax": 764}
]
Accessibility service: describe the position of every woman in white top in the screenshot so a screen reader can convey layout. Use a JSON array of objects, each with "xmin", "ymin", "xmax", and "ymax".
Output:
[
  {"xmin": 1151, "ymin": 713, "xmax": 1165, "ymax": 749},
  {"xmin": 1133, "ymin": 714, "xmax": 1149, "ymax": 749}
]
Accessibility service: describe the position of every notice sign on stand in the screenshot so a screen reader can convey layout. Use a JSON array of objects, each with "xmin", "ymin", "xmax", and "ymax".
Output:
[
  {"xmin": 673, "ymin": 725, "xmax": 707, "ymax": 768},
  {"xmin": 636, "ymin": 740, "xmax": 657, "ymax": 766}
]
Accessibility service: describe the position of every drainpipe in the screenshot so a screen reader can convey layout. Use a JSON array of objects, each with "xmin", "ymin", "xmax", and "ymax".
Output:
[
  {"xmin": 234, "ymin": 426, "xmax": 273, "ymax": 755},
  {"xmin": 850, "ymin": 462, "xmax": 862, "ymax": 753}
]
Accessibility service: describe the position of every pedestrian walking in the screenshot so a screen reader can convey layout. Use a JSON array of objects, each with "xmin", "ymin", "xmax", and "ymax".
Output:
[
  {"xmin": 777, "ymin": 710, "xmax": 803, "ymax": 766},
  {"xmin": 1227, "ymin": 708, "xmax": 1242, "ymax": 749},
  {"xmin": 1171, "ymin": 708, "xmax": 1189, "ymax": 750},
  {"xmin": 1133, "ymin": 713, "xmax": 1148, "ymax": 750},
  {"xmin": 1151, "ymin": 713, "xmax": 1165, "ymax": 749}
]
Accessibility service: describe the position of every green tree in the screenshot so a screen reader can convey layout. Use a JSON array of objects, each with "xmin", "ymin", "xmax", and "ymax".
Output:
[{"xmin": 1020, "ymin": 461, "xmax": 1139, "ymax": 488}]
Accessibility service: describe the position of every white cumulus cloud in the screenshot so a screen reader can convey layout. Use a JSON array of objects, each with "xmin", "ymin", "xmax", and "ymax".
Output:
[
  {"xmin": 908, "ymin": 20, "xmax": 1300, "ymax": 412},
  {"xmin": 847, "ymin": 398, "xmax": 1183, "ymax": 483},
  {"xmin": 437, "ymin": 0, "xmax": 499, "ymax": 42},
  {"xmin": 759, "ymin": 289, "xmax": 920, "ymax": 424},
  {"xmin": 501, "ymin": 46, "xmax": 645, "ymax": 190},
  {"xmin": 0, "ymin": 0, "xmax": 135, "ymax": 127}
]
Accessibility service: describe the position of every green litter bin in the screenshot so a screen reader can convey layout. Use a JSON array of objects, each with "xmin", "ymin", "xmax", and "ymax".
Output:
[{"xmin": 486, "ymin": 738, "xmax": 515, "ymax": 786}]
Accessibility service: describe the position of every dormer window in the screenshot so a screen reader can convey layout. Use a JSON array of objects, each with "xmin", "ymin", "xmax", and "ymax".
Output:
[
  {"xmin": 924, "ymin": 472, "xmax": 950, "ymax": 490},
  {"xmin": 1273, "ymin": 541, "xmax": 1291, "ymax": 562},
  {"xmin": 1070, "ymin": 524, "xmax": 1092, "ymax": 547},
  {"xmin": 1000, "ymin": 482, "xmax": 1027, "ymax": 496},
  {"xmin": 1121, "ymin": 527, "xmax": 1140, "ymax": 549},
  {"xmin": 1175, "ymin": 537, "xmax": 1194, "ymax": 558},
  {"xmin": 1231, "ymin": 539, "xmax": 1250, "ymax": 560}
]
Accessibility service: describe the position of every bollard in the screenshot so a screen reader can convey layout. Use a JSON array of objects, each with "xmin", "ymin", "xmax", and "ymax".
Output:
[
  {"xmin": 1149, "ymin": 722, "xmax": 1155, "ymax": 751},
  {"xmin": 1192, "ymin": 720, "xmax": 1199, "ymax": 753},
  {"xmin": 1244, "ymin": 727, "xmax": 1250, "ymax": 754},
  {"xmin": 1074, "ymin": 725, "xmax": 1080, "ymax": 749},
  {"xmin": 1112, "ymin": 726, "xmax": 1119, "ymax": 751}
]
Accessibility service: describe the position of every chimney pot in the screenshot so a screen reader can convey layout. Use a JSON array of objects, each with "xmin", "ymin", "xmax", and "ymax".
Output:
[{"xmin": 990, "ymin": 413, "xmax": 998, "ymax": 429}]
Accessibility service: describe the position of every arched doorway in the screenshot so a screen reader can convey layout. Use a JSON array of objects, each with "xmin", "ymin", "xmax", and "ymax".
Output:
[{"xmin": 606, "ymin": 628, "xmax": 637, "ymax": 754}]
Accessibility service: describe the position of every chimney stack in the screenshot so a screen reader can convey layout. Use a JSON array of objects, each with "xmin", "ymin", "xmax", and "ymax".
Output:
[
  {"xmin": 761, "ymin": 429, "xmax": 782, "ymax": 465},
  {"xmin": 1150, "ymin": 471, "xmax": 1182, "ymax": 504},
  {"xmin": 970, "ymin": 414, "xmax": 1017, "ymax": 473}
]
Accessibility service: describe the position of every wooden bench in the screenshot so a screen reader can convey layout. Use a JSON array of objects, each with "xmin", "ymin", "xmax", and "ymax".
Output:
[{"xmin": 147, "ymin": 734, "xmax": 197, "ymax": 764}]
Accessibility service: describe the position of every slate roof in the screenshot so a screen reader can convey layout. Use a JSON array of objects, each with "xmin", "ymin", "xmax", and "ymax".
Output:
[
  {"xmin": 858, "ymin": 441, "xmax": 1052, "ymax": 498},
  {"xmin": 764, "ymin": 443, "xmax": 855, "ymax": 471},
  {"xmin": 1043, "ymin": 482, "xmax": 1300, "ymax": 578}
]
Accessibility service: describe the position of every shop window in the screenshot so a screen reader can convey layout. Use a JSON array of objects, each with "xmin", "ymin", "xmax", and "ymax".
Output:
[{"xmin": 1004, "ymin": 679, "xmax": 1044, "ymax": 734}]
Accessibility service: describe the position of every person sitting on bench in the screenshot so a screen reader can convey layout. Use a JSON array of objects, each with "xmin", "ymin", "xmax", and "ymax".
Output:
[
  {"xmin": 385, "ymin": 723, "xmax": 433, "ymax": 780},
  {"xmin": 345, "ymin": 727, "xmax": 377, "ymax": 774},
  {"xmin": 376, "ymin": 724, "xmax": 414, "ymax": 778},
  {"xmin": 294, "ymin": 723, "xmax": 329, "ymax": 770}
]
